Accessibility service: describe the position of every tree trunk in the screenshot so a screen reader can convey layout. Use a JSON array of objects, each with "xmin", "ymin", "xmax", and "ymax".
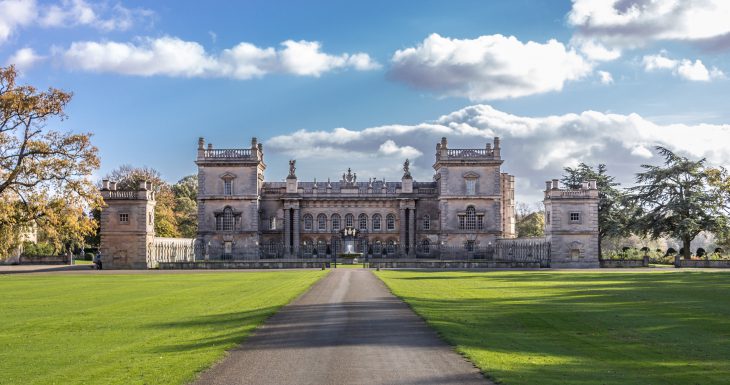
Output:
[
  {"xmin": 683, "ymin": 237, "xmax": 692, "ymax": 260},
  {"xmin": 598, "ymin": 235, "xmax": 603, "ymax": 260}
]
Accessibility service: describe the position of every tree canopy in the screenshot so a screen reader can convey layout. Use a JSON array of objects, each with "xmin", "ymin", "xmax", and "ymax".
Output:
[
  {"xmin": 0, "ymin": 65, "xmax": 100, "ymax": 257},
  {"xmin": 629, "ymin": 147, "xmax": 728, "ymax": 259}
]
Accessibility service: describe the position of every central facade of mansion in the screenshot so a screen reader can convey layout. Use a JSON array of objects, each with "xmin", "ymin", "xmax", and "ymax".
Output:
[{"xmin": 196, "ymin": 137, "xmax": 516, "ymax": 258}]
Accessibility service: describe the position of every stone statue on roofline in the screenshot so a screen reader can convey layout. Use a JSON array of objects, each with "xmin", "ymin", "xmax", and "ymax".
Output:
[
  {"xmin": 288, "ymin": 159, "xmax": 296, "ymax": 178},
  {"xmin": 403, "ymin": 158, "xmax": 412, "ymax": 178}
]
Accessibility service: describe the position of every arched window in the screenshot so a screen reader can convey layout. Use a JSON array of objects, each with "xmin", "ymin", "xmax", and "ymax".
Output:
[
  {"xmin": 331, "ymin": 214, "xmax": 341, "ymax": 231},
  {"xmin": 303, "ymin": 214, "xmax": 313, "ymax": 231},
  {"xmin": 372, "ymin": 214, "xmax": 382, "ymax": 231},
  {"xmin": 345, "ymin": 213, "xmax": 354, "ymax": 228},
  {"xmin": 358, "ymin": 214, "xmax": 367, "ymax": 230},
  {"xmin": 223, "ymin": 207, "xmax": 233, "ymax": 231},
  {"xmin": 422, "ymin": 215, "xmax": 430, "ymax": 230},
  {"xmin": 460, "ymin": 206, "xmax": 477, "ymax": 230},
  {"xmin": 421, "ymin": 239, "xmax": 430, "ymax": 254},
  {"xmin": 317, "ymin": 214, "xmax": 327, "ymax": 231},
  {"xmin": 386, "ymin": 214, "xmax": 395, "ymax": 231}
]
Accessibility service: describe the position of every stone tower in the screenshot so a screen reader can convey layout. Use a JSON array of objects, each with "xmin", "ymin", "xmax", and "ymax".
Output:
[
  {"xmin": 433, "ymin": 137, "xmax": 515, "ymax": 248},
  {"xmin": 99, "ymin": 180, "xmax": 156, "ymax": 269},
  {"xmin": 196, "ymin": 137, "xmax": 265, "ymax": 259},
  {"xmin": 543, "ymin": 179, "xmax": 599, "ymax": 268}
]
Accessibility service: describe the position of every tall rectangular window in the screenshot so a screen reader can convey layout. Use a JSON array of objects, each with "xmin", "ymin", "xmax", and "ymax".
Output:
[
  {"xmin": 224, "ymin": 180, "xmax": 233, "ymax": 195},
  {"xmin": 477, "ymin": 215, "xmax": 484, "ymax": 230},
  {"xmin": 466, "ymin": 179, "xmax": 476, "ymax": 195}
]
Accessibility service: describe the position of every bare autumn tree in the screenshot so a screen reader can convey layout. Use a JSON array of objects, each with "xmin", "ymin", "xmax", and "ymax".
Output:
[{"xmin": 0, "ymin": 65, "xmax": 100, "ymax": 256}]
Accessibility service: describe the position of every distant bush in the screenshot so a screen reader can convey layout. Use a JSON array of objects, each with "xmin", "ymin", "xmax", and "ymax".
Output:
[
  {"xmin": 21, "ymin": 242, "xmax": 56, "ymax": 257},
  {"xmin": 696, "ymin": 248, "xmax": 706, "ymax": 257},
  {"xmin": 83, "ymin": 252, "xmax": 94, "ymax": 261}
]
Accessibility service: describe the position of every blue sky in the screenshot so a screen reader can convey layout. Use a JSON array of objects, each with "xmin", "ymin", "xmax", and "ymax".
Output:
[{"xmin": 2, "ymin": 0, "xmax": 730, "ymax": 202}]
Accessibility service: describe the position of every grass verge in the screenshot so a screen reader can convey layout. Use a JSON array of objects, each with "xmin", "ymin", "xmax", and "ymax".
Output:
[
  {"xmin": 0, "ymin": 270, "xmax": 327, "ymax": 385},
  {"xmin": 375, "ymin": 270, "xmax": 730, "ymax": 385}
]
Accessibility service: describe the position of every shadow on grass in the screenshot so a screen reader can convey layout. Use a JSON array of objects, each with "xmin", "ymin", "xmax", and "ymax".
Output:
[{"xmin": 380, "ymin": 271, "xmax": 730, "ymax": 385}]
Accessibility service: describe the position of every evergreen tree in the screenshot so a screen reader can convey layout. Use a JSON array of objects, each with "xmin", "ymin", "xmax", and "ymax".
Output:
[{"xmin": 629, "ymin": 147, "xmax": 727, "ymax": 259}]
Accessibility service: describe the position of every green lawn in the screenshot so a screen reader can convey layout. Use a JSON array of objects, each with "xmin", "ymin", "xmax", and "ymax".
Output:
[
  {"xmin": 0, "ymin": 271, "xmax": 327, "ymax": 385},
  {"xmin": 376, "ymin": 270, "xmax": 730, "ymax": 385}
]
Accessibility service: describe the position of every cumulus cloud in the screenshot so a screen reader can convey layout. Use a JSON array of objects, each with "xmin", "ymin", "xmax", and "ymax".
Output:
[
  {"xmin": 266, "ymin": 104, "xmax": 730, "ymax": 202},
  {"xmin": 642, "ymin": 52, "xmax": 724, "ymax": 81},
  {"xmin": 569, "ymin": 0, "xmax": 730, "ymax": 54},
  {"xmin": 6, "ymin": 47, "xmax": 44, "ymax": 71},
  {"xmin": 0, "ymin": 0, "xmax": 35, "ymax": 44},
  {"xmin": 60, "ymin": 37, "xmax": 379, "ymax": 78},
  {"xmin": 389, "ymin": 33, "xmax": 593, "ymax": 100}
]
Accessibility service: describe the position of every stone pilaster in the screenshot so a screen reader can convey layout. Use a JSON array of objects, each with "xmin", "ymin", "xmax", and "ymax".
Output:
[
  {"xmin": 399, "ymin": 208, "xmax": 406, "ymax": 256},
  {"xmin": 293, "ymin": 208, "xmax": 300, "ymax": 255},
  {"xmin": 283, "ymin": 208, "xmax": 291, "ymax": 252},
  {"xmin": 408, "ymin": 208, "xmax": 415, "ymax": 257}
]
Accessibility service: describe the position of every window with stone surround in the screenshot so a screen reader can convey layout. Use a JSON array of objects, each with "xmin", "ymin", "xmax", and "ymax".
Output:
[
  {"xmin": 386, "ymin": 214, "xmax": 395, "ymax": 231},
  {"xmin": 331, "ymin": 214, "xmax": 341, "ymax": 231},
  {"xmin": 466, "ymin": 179, "xmax": 476, "ymax": 195},
  {"xmin": 421, "ymin": 239, "xmax": 430, "ymax": 254},
  {"xmin": 570, "ymin": 212, "xmax": 581, "ymax": 223},
  {"xmin": 304, "ymin": 214, "xmax": 313, "ymax": 231},
  {"xmin": 224, "ymin": 179, "xmax": 233, "ymax": 195},
  {"xmin": 270, "ymin": 216, "xmax": 276, "ymax": 230},
  {"xmin": 119, "ymin": 213, "xmax": 129, "ymax": 224},
  {"xmin": 358, "ymin": 214, "xmax": 367, "ymax": 230},
  {"xmin": 345, "ymin": 213, "xmax": 354, "ymax": 228},
  {"xmin": 458, "ymin": 206, "xmax": 483, "ymax": 230},
  {"xmin": 372, "ymin": 214, "xmax": 382, "ymax": 231},
  {"xmin": 317, "ymin": 214, "xmax": 327, "ymax": 231},
  {"xmin": 422, "ymin": 215, "xmax": 430, "ymax": 230},
  {"xmin": 222, "ymin": 207, "xmax": 233, "ymax": 231}
]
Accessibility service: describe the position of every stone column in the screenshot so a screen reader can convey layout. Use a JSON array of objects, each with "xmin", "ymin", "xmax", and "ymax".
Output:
[
  {"xmin": 399, "ymin": 208, "xmax": 406, "ymax": 257},
  {"xmin": 408, "ymin": 208, "xmax": 416, "ymax": 257},
  {"xmin": 283, "ymin": 208, "xmax": 291, "ymax": 254},
  {"xmin": 293, "ymin": 208, "xmax": 300, "ymax": 256}
]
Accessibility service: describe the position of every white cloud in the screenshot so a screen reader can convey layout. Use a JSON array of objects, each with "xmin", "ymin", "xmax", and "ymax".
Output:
[
  {"xmin": 266, "ymin": 104, "xmax": 730, "ymax": 202},
  {"xmin": 61, "ymin": 36, "xmax": 380, "ymax": 78},
  {"xmin": 569, "ymin": 0, "xmax": 730, "ymax": 51},
  {"xmin": 576, "ymin": 39, "xmax": 621, "ymax": 61},
  {"xmin": 642, "ymin": 52, "xmax": 677, "ymax": 71},
  {"xmin": 0, "ymin": 0, "xmax": 36, "ymax": 44},
  {"xmin": 6, "ymin": 47, "xmax": 44, "ymax": 71},
  {"xmin": 39, "ymin": 0, "xmax": 151, "ymax": 31},
  {"xmin": 597, "ymin": 70, "xmax": 613, "ymax": 84},
  {"xmin": 389, "ymin": 33, "xmax": 593, "ymax": 101},
  {"xmin": 642, "ymin": 52, "xmax": 724, "ymax": 81}
]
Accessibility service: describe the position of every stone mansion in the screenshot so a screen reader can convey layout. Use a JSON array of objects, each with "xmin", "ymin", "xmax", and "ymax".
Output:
[
  {"xmin": 99, "ymin": 136, "xmax": 599, "ymax": 268},
  {"xmin": 197, "ymin": 136, "xmax": 516, "ymax": 258}
]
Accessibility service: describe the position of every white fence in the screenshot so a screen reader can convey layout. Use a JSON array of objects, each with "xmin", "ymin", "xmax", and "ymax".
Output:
[{"xmin": 147, "ymin": 237, "xmax": 196, "ymax": 268}]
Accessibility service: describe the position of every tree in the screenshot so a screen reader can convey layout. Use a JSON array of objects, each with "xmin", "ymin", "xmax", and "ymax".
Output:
[
  {"xmin": 561, "ymin": 163, "xmax": 631, "ymax": 258},
  {"xmin": 629, "ymin": 147, "xmax": 727, "ymax": 259},
  {"xmin": 707, "ymin": 166, "xmax": 730, "ymax": 249},
  {"xmin": 173, "ymin": 175, "xmax": 197, "ymax": 238},
  {"xmin": 516, "ymin": 212, "xmax": 545, "ymax": 238},
  {"xmin": 515, "ymin": 202, "xmax": 544, "ymax": 238},
  {"xmin": 0, "ymin": 65, "xmax": 100, "ymax": 257}
]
